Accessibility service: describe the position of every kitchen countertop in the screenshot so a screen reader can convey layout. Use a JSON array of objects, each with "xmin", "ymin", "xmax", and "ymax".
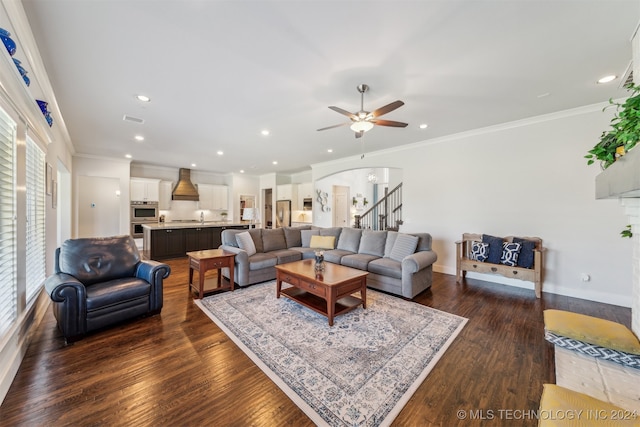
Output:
[{"xmin": 142, "ymin": 221, "xmax": 252, "ymax": 230}]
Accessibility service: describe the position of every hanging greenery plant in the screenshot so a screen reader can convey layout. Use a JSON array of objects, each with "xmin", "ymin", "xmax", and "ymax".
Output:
[{"xmin": 585, "ymin": 83, "xmax": 640, "ymax": 169}]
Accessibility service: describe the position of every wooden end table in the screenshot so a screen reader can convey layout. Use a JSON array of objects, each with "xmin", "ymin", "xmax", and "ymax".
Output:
[
  {"xmin": 186, "ymin": 249, "xmax": 236, "ymax": 298},
  {"xmin": 275, "ymin": 259, "xmax": 368, "ymax": 326}
]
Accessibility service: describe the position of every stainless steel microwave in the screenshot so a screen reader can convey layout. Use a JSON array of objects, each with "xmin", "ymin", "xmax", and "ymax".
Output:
[
  {"xmin": 131, "ymin": 201, "xmax": 158, "ymax": 221},
  {"xmin": 303, "ymin": 198, "xmax": 312, "ymax": 210}
]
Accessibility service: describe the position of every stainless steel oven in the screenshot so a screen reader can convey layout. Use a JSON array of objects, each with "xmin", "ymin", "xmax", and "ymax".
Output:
[
  {"xmin": 131, "ymin": 222, "xmax": 148, "ymax": 238},
  {"xmin": 131, "ymin": 201, "xmax": 158, "ymax": 222}
]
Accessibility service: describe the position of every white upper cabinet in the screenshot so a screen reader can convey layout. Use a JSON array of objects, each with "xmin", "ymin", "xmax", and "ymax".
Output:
[
  {"xmin": 158, "ymin": 181, "xmax": 173, "ymax": 210},
  {"xmin": 277, "ymin": 184, "xmax": 293, "ymax": 201},
  {"xmin": 130, "ymin": 178, "xmax": 160, "ymax": 202},
  {"xmin": 296, "ymin": 182, "xmax": 313, "ymax": 210},
  {"xmin": 197, "ymin": 184, "xmax": 228, "ymax": 210}
]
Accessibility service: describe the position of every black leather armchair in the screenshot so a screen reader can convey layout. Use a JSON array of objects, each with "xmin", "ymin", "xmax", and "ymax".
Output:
[{"xmin": 45, "ymin": 235, "xmax": 171, "ymax": 343}]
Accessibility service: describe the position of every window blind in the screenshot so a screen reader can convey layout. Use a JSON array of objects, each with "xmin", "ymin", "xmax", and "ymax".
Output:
[
  {"xmin": 25, "ymin": 136, "xmax": 45, "ymax": 303},
  {"xmin": 0, "ymin": 106, "xmax": 16, "ymax": 337}
]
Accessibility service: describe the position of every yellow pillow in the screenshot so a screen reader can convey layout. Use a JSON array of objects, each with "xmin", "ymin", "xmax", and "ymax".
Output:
[
  {"xmin": 310, "ymin": 235, "xmax": 335, "ymax": 250},
  {"xmin": 544, "ymin": 309, "xmax": 640, "ymax": 355},
  {"xmin": 539, "ymin": 384, "xmax": 636, "ymax": 427}
]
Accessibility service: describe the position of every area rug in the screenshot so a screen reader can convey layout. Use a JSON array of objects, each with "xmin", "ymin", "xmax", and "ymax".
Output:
[{"xmin": 195, "ymin": 282, "xmax": 467, "ymax": 427}]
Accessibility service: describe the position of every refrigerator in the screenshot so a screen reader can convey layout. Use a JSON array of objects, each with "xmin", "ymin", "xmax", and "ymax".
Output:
[{"xmin": 275, "ymin": 200, "xmax": 291, "ymax": 228}]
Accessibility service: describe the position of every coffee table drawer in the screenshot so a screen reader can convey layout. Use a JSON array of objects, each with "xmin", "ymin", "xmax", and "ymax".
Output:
[
  {"xmin": 280, "ymin": 273, "xmax": 300, "ymax": 287},
  {"xmin": 296, "ymin": 279, "xmax": 326, "ymax": 297}
]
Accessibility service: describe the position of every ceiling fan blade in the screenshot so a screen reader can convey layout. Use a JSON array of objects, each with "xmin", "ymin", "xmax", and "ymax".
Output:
[
  {"xmin": 317, "ymin": 122, "xmax": 351, "ymax": 131},
  {"xmin": 355, "ymin": 130, "xmax": 363, "ymax": 139},
  {"xmin": 329, "ymin": 106, "xmax": 357, "ymax": 119},
  {"xmin": 370, "ymin": 100, "xmax": 404, "ymax": 118},
  {"xmin": 371, "ymin": 119, "xmax": 408, "ymax": 128}
]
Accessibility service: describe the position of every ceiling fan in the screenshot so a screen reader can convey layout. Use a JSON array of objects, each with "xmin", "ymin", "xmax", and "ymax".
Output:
[{"xmin": 317, "ymin": 84, "xmax": 408, "ymax": 138}]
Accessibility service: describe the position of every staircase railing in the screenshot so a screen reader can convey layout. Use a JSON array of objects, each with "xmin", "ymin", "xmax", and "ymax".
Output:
[{"xmin": 354, "ymin": 183, "xmax": 402, "ymax": 230}]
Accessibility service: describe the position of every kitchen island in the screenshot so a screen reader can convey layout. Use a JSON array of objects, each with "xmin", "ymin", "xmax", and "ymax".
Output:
[{"xmin": 142, "ymin": 221, "xmax": 251, "ymax": 260}]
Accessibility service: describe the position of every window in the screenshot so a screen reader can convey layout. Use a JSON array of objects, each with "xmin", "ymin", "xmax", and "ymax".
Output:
[
  {"xmin": 0, "ymin": 106, "xmax": 16, "ymax": 337},
  {"xmin": 25, "ymin": 137, "xmax": 45, "ymax": 302}
]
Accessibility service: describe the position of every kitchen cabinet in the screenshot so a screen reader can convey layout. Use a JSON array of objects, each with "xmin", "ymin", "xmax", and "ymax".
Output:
[
  {"xmin": 197, "ymin": 184, "xmax": 229, "ymax": 210},
  {"xmin": 130, "ymin": 178, "xmax": 160, "ymax": 202},
  {"xmin": 185, "ymin": 227, "xmax": 214, "ymax": 252},
  {"xmin": 296, "ymin": 182, "xmax": 313, "ymax": 211},
  {"xmin": 158, "ymin": 181, "xmax": 173, "ymax": 210},
  {"xmin": 277, "ymin": 184, "xmax": 294, "ymax": 201},
  {"xmin": 151, "ymin": 228, "xmax": 185, "ymax": 259}
]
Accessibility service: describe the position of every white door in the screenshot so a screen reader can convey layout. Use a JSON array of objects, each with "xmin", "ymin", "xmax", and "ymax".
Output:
[
  {"xmin": 78, "ymin": 176, "xmax": 121, "ymax": 238},
  {"xmin": 332, "ymin": 185, "xmax": 350, "ymax": 227}
]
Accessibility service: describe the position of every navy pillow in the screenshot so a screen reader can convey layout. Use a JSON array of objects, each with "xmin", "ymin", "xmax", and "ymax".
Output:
[
  {"xmin": 513, "ymin": 237, "xmax": 536, "ymax": 269},
  {"xmin": 482, "ymin": 234, "xmax": 503, "ymax": 264}
]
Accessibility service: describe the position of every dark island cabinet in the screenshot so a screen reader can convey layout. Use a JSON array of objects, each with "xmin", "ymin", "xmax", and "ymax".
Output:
[
  {"xmin": 151, "ymin": 228, "xmax": 186, "ymax": 259},
  {"xmin": 185, "ymin": 227, "xmax": 214, "ymax": 252}
]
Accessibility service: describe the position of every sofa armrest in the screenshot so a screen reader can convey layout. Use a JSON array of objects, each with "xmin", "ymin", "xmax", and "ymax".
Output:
[
  {"xmin": 402, "ymin": 250, "xmax": 438, "ymax": 274},
  {"xmin": 219, "ymin": 245, "xmax": 249, "ymax": 281},
  {"xmin": 44, "ymin": 273, "xmax": 88, "ymax": 340}
]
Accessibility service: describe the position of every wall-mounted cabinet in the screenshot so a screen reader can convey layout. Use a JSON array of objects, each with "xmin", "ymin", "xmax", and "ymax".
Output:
[
  {"xmin": 197, "ymin": 184, "xmax": 228, "ymax": 210},
  {"xmin": 296, "ymin": 182, "xmax": 313, "ymax": 211},
  {"xmin": 277, "ymin": 184, "xmax": 294, "ymax": 201},
  {"xmin": 130, "ymin": 178, "xmax": 160, "ymax": 202},
  {"xmin": 158, "ymin": 181, "xmax": 173, "ymax": 210}
]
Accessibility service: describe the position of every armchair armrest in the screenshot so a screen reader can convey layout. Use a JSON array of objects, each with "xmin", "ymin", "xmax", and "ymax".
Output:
[
  {"xmin": 135, "ymin": 260, "xmax": 170, "ymax": 312},
  {"xmin": 44, "ymin": 273, "xmax": 88, "ymax": 340},
  {"xmin": 402, "ymin": 250, "xmax": 438, "ymax": 274}
]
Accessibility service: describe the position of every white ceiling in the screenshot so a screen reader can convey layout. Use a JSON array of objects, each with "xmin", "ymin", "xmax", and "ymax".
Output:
[{"xmin": 22, "ymin": 0, "xmax": 639, "ymax": 175}]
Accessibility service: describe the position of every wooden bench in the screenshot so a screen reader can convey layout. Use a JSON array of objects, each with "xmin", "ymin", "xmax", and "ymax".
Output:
[{"xmin": 455, "ymin": 233, "xmax": 545, "ymax": 298}]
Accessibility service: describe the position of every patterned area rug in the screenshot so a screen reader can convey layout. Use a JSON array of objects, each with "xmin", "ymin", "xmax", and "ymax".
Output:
[{"xmin": 195, "ymin": 282, "xmax": 467, "ymax": 427}]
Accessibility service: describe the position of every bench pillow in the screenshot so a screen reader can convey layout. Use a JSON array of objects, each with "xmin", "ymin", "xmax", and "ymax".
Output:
[
  {"xmin": 513, "ymin": 237, "xmax": 535, "ymax": 268},
  {"xmin": 482, "ymin": 234, "xmax": 503, "ymax": 264},
  {"xmin": 500, "ymin": 242, "xmax": 521, "ymax": 267},
  {"xmin": 470, "ymin": 241, "xmax": 489, "ymax": 262},
  {"xmin": 301, "ymin": 229, "xmax": 320, "ymax": 248},
  {"xmin": 389, "ymin": 234, "xmax": 419, "ymax": 262},
  {"xmin": 310, "ymin": 235, "xmax": 335, "ymax": 250},
  {"xmin": 236, "ymin": 231, "xmax": 257, "ymax": 256}
]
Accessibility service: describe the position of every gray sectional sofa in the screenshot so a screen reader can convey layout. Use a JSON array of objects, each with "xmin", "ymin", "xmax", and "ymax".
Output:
[{"xmin": 219, "ymin": 226, "xmax": 437, "ymax": 299}]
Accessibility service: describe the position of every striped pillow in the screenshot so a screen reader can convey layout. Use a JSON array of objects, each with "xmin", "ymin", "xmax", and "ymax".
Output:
[{"xmin": 389, "ymin": 234, "xmax": 419, "ymax": 262}]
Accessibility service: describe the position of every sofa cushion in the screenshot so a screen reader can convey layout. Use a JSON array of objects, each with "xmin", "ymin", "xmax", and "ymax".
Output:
[
  {"xmin": 358, "ymin": 230, "xmax": 386, "ymax": 257},
  {"xmin": 336, "ymin": 228, "xmax": 362, "ymax": 253},
  {"xmin": 368, "ymin": 258, "xmax": 402, "ymax": 279},
  {"xmin": 389, "ymin": 234, "xmax": 419, "ymax": 262},
  {"xmin": 248, "ymin": 253, "xmax": 278, "ymax": 271},
  {"xmin": 283, "ymin": 227, "xmax": 303, "ymax": 248},
  {"xmin": 310, "ymin": 235, "xmax": 335, "ymax": 249},
  {"xmin": 262, "ymin": 228, "xmax": 287, "ymax": 252},
  {"xmin": 500, "ymin": 241, "xmax": 521, "ymax": 267},
  {"xmin": 289, "ymin": 247, "xmax": 316, "ymax": 259},
  {"xmin": 271, "ymin": 249, "xmax": 302, "ymax": 265},
  {"xmin": 85, "ymin": 277, "xmax": 150, "ymax": 311},
  {"xmin": 470, "ymin": 241, "xmax": 489, "ymax": 262},
  {"xmin": 513, "ymin": 237, "xmax": 535, "ymax": 268},
  {"xmin": 320, "ymin": 227, "xmax": 343, "ymax": 241},
  {"xmin": 323, "ymin": 249, "xmax": 354, "ymax": 264},
  {"xmin": 236, "ymin": 231, "xmax": 257, "ymax": 256},
  {"xmin": 301, "ymin": 229, "xmax": 320, "ymax": 247},
  {"xmin": 482, "ymin": 234, "xmax": 503, "ymax": 264},
  {"xmin": 383, "ymin": 231, "xmax": 399, "ymax": 258},
  {"xmin": 59, "ymin": 235, "xmax": 140, "ymax": 286},
  {"xmin": 341, "ymin": 253, "xmax": 379, "ymax": 271}
]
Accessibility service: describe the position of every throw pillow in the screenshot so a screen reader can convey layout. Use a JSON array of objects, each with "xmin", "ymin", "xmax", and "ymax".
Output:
[
  {"xmin": 236, "ymin": 231, "xmax": 257, "ymax": 256},
  {"xmin": 500, "ymin": 241, "xmax": 521, "ymax": 267},
  {"xmin": 300, "ymin": 229, "xmax": 320, "ymax": 248},
  {"xmin": 336, "ymin": 227, "xmax": 362, "ymax": 253},
  {"xmin": 389, "ymin": 233, "xmax": 419, "ymax": 262},
  {"xmin": 358, "ymin": 230, "xmax": 387, "ymax": 257},
  {"xmin": 309, "ymin": 235, "xmax": 335, "ymax": 250},
  {"xmin": 513, "ymin": 237, "xmax": 536, "ymax": 269},
  {"xmin": 482, "ymin": 234, "xmax": 504, "ymax": 264},
  {"xmin": 470, "ymin": 241, "xmax": 489, "ymax": 262}
]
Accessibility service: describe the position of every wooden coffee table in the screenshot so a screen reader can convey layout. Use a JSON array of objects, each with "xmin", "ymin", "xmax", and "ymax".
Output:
[
  {"xmin": 275, "ymin": 259, "xmax": 368, "ymax": 326},
  {"xmin": 186, "ymin": 249, "xmax": 236, "ymax": 298}
]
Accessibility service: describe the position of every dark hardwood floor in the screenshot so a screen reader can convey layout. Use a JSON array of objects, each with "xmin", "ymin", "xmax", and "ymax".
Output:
[{"xmin": 0, "ymin": 258, "xmax": 631, "ymax": 426}]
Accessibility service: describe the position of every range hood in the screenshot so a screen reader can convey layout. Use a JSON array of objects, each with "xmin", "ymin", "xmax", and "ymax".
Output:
[{"xmin": 172, "ymin": 168, "xmax": 200, "ymax": 201}]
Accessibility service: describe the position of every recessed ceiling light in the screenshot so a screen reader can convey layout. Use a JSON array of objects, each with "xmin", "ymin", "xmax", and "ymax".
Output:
[
  {"xmin": 134, "ymin": 135, "xmax": 144, "ymax": 141},
  {"xmin": 135, "ymin": 94, "xmax": 150, "ymax": 102},
  {"xmin": 419, "ymin": 124, "xmax": 428, "ymax": 129},
  {"xmin": 191, "ymin": 163, "xmax": 196, "ymax": 168},
  {"xmin": 240, "ymin": 169, "xmax": 245, "ymax": 173},
  {"xmin": 261, "ymin": 130, "xmax": 270, "ymax": 136},
  {"xmin": 327, "ymin": 149, "xmax": 333, "ymax": 153},
  {"xmin": 597, "ymin": 75, "xmax": 617, "ymax": 84},
  {"xmin": 125, "ymin": 154, "xmax": 132, "ymax": 159},
  {"xmin": 217, "ymin": 150, "xmax": 223, "ymax": 156},
  {"xmin": 272, "ymin": 161, "xmax": 278, "ymax": 165}
]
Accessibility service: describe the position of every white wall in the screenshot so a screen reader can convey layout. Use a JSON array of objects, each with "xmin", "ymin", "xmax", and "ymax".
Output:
[{"xmin": 312, "ymin": 104, "xmax": 633, "ymax": 307}]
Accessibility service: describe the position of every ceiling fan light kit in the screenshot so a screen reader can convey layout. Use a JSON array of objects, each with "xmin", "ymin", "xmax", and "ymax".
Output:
[{"xmin": 318, "ymin": 83, "xmax": 408, "ymax": 138}]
